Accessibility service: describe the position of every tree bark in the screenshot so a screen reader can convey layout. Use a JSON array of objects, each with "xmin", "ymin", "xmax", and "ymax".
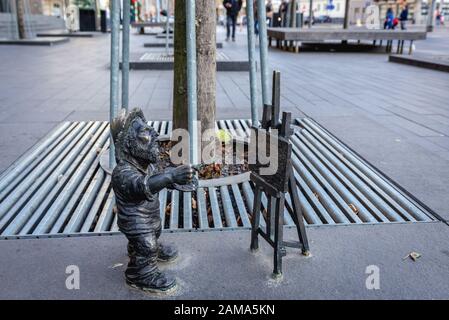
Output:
[
  {"xmin": 289, "ymin": 0, "xmax": 297, "ymax": 27},
  {"xmin": 343, "ymin": 0, "xmax": 350, "ymax": 29},
  {"xmin": 308, "ymin": 0, "xmax": 313, "ymax": 28},
  {"xmin": 172, "ymin": 0, "xmax": 188, "ymax": 131},
  {"xmin": 196, "ymin": 0, "xmax": 216, "ymax": 151},
  {"xmin": 16, "ymin": 0, "xmax": 26, "ymax": 39}
]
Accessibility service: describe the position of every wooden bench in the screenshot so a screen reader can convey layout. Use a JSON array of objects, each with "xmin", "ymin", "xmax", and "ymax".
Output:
[{"xmin": 267, "ymin": 28, "xmax": 427, "ymax": 54}]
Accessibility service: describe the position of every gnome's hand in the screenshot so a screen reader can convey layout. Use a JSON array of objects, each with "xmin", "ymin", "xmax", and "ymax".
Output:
[{"xmin": 170, "ymin": 164, "xmax": 195, "ymax": 185}]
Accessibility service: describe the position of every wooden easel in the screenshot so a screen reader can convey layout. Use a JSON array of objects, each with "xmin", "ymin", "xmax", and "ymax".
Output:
[{"xmin": 250, "ymin": 71, "xmax": 310, "ymax": 278}]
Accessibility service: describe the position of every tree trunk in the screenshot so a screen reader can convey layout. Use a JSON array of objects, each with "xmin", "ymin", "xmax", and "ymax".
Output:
[
  {"xmin": 172, "ymin": 0, "xmax": 188, "ymax": 131},
  {"xmin": 308, "ymin": 0, "xmax": 313, "ymax": 28},
  {"xmin": 16, "ymin": 0, "xmax": 26, "ymax": 39},
  {"xmin": 196, "ymin": 0, "xmax": 216, "ymax": 151},
  {"xmin": 343, "ymin": 0, "xmax": 350, "ymax": 29},
  {"xmin": 289, "ymin": 0, "xmax": 297, "ymax": 48},
  {"xmin": 289, "ymin": 0, "xmax": 296, "ymax": 27}
]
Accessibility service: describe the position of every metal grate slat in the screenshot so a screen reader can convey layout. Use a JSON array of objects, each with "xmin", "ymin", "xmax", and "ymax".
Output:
[
  {"xmin": 231, "ymin": 184, "xmax": 251, "ymax": 228},
  {"xmin": 79, "ymin": 175, "xmax": 111, "ymax": 233},
  {"xmin": 169, "ymin": 190, "xmax": 179, "ymax": 230},
  {"xmin": 197, "ymin": 189, "xmax": 209, "ymax": 229},
  {"xmin": 220, "ymin": 185, "xmax": 238, "ymax": 228},
  {"xmin": 183, "ymin": 192, "xmax": 193, "ymax": 229},
  {"xmin": 159, "ymin": 188, "xmax": 168, "ymax": 227},
  {"xmin": 208, "ymin": 187, "xmax": 223, "ymax": 228}
]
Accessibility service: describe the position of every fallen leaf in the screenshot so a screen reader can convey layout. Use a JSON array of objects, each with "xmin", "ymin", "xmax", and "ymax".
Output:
[
  {"xmin": 349, "ymin": 204, "xmax": 359, "ymax": 215},
  {"xmin": 262, "ymin": 208, "xmax": 268, "ymax": 219},
  {"xmin": 403, "ymin": 251, "xmax": 421, "ymax": 261},
  {"xmin": 109, "ymin": 263, "xmax": 123, "ymax": 269},
  {"xmin": 165, "ymin": 203, "xmax": 171, "ymax": 215},
  {"xmin": 236, "ymin": 216, "xmax": 242, "ymax": 225}
]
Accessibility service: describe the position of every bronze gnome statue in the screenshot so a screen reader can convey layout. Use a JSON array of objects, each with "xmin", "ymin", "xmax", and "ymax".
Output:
[{"xmin": 110, "ymin": 108, "xmax": 194, "ymax": 293}]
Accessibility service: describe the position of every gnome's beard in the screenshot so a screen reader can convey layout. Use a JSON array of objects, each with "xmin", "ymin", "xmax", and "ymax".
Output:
[{"xmin": 129, "ymin": 138, "xmax": 159, "ymax": 166}]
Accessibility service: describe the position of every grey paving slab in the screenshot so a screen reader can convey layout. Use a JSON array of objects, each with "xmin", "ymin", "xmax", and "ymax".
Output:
[
  {"xmin": 37, "ymin": 31, "xmax": 99, "ymax": 38},
  {"xmin": 390, "ymin": 53, "xmax": 449, "ymax": 73},
  {"xmin": 1, "ymin": 222, "xmax": 449, "ymax": 299},
  {"xmin": 0, "ymin": 37, "xmax": 70, "ymax": 46}
]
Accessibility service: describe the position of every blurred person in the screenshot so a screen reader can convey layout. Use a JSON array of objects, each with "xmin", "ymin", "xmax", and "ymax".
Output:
[
  {"xmin": 266, "ymin": 0, "xmax": 273, "ymax": 26},
  {"xmin": 238, "ymin": 12, "xmax": 245, "ymax": 32},
  {"xmin": 393, "ymin": 16, "xmax": 399, "ymax": 29},
  {"xmin": 399, "ymin": 5, "xmax": 408, "ymax": 30},
  {"xmin": 436, "ymin": 9, "xmax": 441, "ymax": 26},
  {"xmin": 384, "ymin": 8, "xmax": 394, "ymax": 29},
  {"xmin": 279, "ymin": 0, "xmax": 288, "ymax": 26},
  {"xmin": 223, "ymin": 0, "xmax": 243, "ymax": 41},
  {"xmin": 254, "ymin": 0, "xmax": 259, "ymax": 35}
]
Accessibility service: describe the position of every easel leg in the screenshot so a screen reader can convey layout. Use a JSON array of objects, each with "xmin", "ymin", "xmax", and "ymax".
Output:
[
  {"xmin": 267, "ymin": 196, "xmax": 276, "ymax": 240},
  {"xmin": 273, "ymin": 194, "xmax": 285, "ymax": 278},
  {"xmin": 250, "ymin": 187, "xmax": 263, "ymax": 252},
  {"xmin": 288, "ymin": 174, "xmax": 310, "ymax": 254}
]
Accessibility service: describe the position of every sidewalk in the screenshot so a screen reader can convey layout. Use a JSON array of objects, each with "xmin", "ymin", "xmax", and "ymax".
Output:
[{"xmin": 1, "ymin": 222, "xmax": 448, "ymax": 299}]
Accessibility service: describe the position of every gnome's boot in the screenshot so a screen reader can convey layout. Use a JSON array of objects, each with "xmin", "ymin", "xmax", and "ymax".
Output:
[
  {"xmin": 158, "ymin": 243, "xmax": 178, "ymax": 262},
  {"xmin": 125, "ymin": 235, "xmax": 177, "ymax": 293},
  {"xmin": 127, "ymin": 242, "xmax": 178, "ymax": 263}
]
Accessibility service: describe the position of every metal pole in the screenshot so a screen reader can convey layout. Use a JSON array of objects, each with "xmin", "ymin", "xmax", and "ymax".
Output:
[
  {"xmin": 257, "ymin": 0, "xmax": 270, "ymax": 106},
  {"xmin": 110, "ymin": 0, "xmax": 120, "ymax": 167},
  {"xmin": 156, "ymin": 0, "xmax": 161, "ymax": 22},
  {"xmin": 246, "ymin": 0, "xmax": 259, "ymax": 126},
  {"xmin": 165, "ymin": 0, "xmax": 170, "ymax": 55},
  {"xmin": 308, "ymin": 0, "xmax": 313, "ymax": 28},
  {"xmin": 343, "ymin": 0, "xmax": 350, "ymax": 29},
  {"xmin": 122, "ymin": 0, "xmax": 130, "ymax": 110},
  {"xmin": 426, "ymin": 0, "xmax": 436, "ymax": 32},
  {"xmin": 186, "ymin": 0, "xmax": 198, "ymax": 164}
]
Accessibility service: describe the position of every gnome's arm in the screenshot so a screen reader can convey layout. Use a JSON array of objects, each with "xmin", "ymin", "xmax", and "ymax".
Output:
[
  {"xmin": 113, "ymin": 164, "xmax": 194, "ymax": 201},
  {"xmin": 142, "ymin": 164, "xmax": 194, "ymax": 197}
]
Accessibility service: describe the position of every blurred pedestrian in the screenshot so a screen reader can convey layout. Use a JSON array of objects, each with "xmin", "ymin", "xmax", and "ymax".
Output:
[
  {"xmin": 399, "ymin": 5, "xmax": 408, "ymax": 30},
  {"xmin": 254, "ymin": 0, "xmax": 259, "ymax": 35},
  {"xmin": 384, "ymin": 8, "xmax": 394, "ymax": 29},
  {"xmin": 279, "ymin": 0, "xmax": 288, "ymax": 27},
  {"xmin": 436, "ymin": 9, "xmax": 441, "ymax": 26},
  {"xmin": 223, "ymin": 0, "xmax": 243, "ymax": 41},
  {"xmin": 266, "ymin": 0, "xmax": 273, "ymax": 27}
]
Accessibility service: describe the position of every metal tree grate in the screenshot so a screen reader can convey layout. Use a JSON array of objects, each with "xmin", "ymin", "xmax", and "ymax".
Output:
[
  {"xmin": 140, "ymin": 52, "xmax": 231, "ymax": 62},
  {"xmin": 0, "ymin": 119, "xmax": 437, "ymax": 240}
]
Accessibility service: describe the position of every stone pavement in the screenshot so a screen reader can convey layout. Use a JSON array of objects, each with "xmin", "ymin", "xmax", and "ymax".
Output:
[
  {"xmin": 1, "ymin": 222, "xmax": 449, "ymax": 299},
  {"xmin": 0, "ymin": 25, "xmax": 449, "ymax": 299}
]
